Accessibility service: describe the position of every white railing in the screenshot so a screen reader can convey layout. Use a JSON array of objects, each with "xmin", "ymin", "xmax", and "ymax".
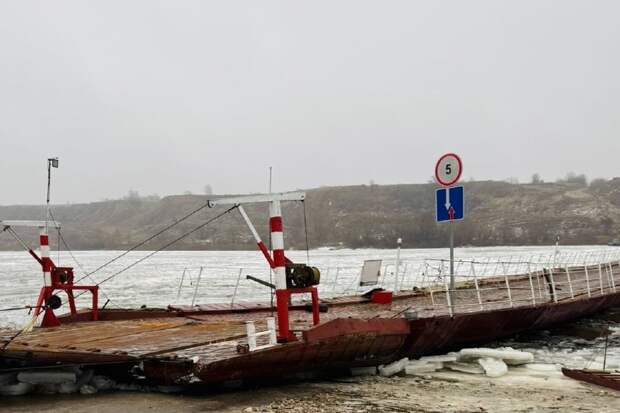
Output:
[
  {"xmin": 246, "ymin": 317, "xmax": 277, "ymax": 351},
  {"xmin": 417, "ymin": 260, "xmax": 620, "ymax": 317},
  {"xmin": 170, "ymin": 249, "xmax": 620, "ymax": 317}
]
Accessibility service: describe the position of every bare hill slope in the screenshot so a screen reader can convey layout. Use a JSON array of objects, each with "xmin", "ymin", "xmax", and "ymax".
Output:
[{"xmin": 1, "ymin": 179, "xmax": 620, "ymax": 251}]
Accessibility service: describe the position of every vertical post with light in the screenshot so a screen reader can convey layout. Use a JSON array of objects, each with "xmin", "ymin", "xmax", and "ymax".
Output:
[
  {"xmin": 46, "ymin": 157, "xmax": 59, "ymax": 227},
  {"xmin": 43, "ymin": 157, "xmax": 58, "ymax": 289},
  {"xmin": 394, "ymin": 237, "xmax": 402, "ymax": 292}
]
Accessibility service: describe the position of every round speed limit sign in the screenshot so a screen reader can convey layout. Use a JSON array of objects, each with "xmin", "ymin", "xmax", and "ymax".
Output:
[{"xmin": 435, "ymin": 153, "xmax": 463, "ymax": 187}]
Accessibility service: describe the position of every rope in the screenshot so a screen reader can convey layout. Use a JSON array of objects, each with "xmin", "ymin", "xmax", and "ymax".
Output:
[
  {"xmin": 56, "ymin": 226, "xmax": 61, "ymax": 265},
  {"xmin": 302, "ymin": 200, "xmax": 311, "ymax": 264},
  {"xmin": 584, "ymin": 325, "xmax": 614, "ymax": 370},
  {"xmin": 1, "ymin": 329, "xmax": 25, "ymax": 351},
  {"xmin": 268, "ymin": 211, "xmax": 274, "ymax": 315},
  {"xmin": 48, "ymin": 209, "xmax": 115, "ymax": 307},
  {"xmin": 72, "ymin": 200, "xmax": 212, "ymax": 284},
  {"xmin": 0, "ymin": 308, "xmax": 45, "ymax": 351},
  {"xmin": 69, "ymin": 205, "xmax": 238, "ymax": 301},
  {"xmin": 0, "ymin": 305, "xmax": 44, "ymax": 312}
]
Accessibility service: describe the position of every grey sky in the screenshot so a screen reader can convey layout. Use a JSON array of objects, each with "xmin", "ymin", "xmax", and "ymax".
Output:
[{"xmin": 1, "ymin": 1, "xmax": 619, "ymax": 205}]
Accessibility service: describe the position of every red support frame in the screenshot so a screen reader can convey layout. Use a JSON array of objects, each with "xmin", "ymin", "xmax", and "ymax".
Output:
[
  {"xmin": 32, "ymin": 266, "xmax": 99, "ymax": 327},
  {"xmin": 275, "ymin": 286, "xmax": 320, "ymax": 342}
]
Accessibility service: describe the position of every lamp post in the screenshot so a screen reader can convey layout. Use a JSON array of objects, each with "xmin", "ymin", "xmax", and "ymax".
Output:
[
  {"xmin": 394, "ymin": 238, "xmax": 402, "ymax": 292},
  {"xmin": 46, "ymin": 157, "xmax": 59, "ymax": 228}
]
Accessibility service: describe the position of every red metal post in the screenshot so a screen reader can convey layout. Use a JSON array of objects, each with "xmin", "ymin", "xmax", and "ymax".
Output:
[
  {"xmin": 310, "ymin": 288, "xmax": 320, "ymax": 325},
  {"xmin": 35, "ymin": 227, "xmax": 99, "ymax": 326},
  {"xmin": 34, "ymin": 227, "xmax": 60, "ymax": 326},
  {"xmin": 92, "ymin": 286, "xmax": 99, "ymax": 321},
  {"xmin": 270, "ymin": 200, "xmax": 294, "ymax": 341},
  {"xmin": 40, "ymin": 227, "xmax": 53, "ymax": 287}
]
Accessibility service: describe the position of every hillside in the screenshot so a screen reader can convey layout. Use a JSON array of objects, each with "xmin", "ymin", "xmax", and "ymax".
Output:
[{"xmin": 1, "ymin": 179, "xmax": 620, "ymax": 251}]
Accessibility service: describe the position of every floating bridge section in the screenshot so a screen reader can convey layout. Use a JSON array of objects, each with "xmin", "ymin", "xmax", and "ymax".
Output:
[{"xmin": 2, "ymin": 259, "xmax": 620, "ymax": 385}]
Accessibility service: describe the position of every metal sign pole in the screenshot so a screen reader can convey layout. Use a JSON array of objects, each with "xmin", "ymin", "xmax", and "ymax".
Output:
[
  {"xmin": 450, "ymin": 220, "xmax": 455, "ymax": 292},
  {"xmin": 434, "ymin": 153, "xmax": 463, "ymax": 311}
]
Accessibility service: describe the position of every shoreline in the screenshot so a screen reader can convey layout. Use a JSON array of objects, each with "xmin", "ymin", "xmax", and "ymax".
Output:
[{"xmin": 2, "ymin": 369, "xmax": 619, "ymax": 413}]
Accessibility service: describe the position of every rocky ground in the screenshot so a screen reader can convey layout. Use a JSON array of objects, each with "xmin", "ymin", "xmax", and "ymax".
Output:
[{"xmin": 2, "ymin": 367, "xmax": 619, "ymax": 413}]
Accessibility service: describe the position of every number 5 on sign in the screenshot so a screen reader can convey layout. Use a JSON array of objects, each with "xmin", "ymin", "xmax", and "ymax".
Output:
[{"xmin": 435, "ymin": 153, "xmax": 463, "ymax": 187}]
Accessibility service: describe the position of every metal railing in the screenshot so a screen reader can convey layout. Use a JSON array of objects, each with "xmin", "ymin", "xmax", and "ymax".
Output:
[
  {"xmin": 171, "ymin": 249, "xmax": 620, "ymax": 318},
  {"xmin": 418, "ymin": 260, "xmax": 620, "ymax": 317}
]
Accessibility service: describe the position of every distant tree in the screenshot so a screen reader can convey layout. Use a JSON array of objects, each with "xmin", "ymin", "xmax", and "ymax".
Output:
[
  {"xmin": 531, "ymin": 173, "xmax": 543, "ymax": 184},
  {"xmin": 204, "ymin": 184, "xmax": 213, "ymax": 195},
  {"xmin": 123, "ymin": 189, "xmax": 141, "ymax": 205},
  {"xmin": 124, "ymin": 190, "xmax": 140, "ymax": 200},
  {"xmin": 184, "ymin": 190, "xmax": 193, "ymax": 195},
  {"xmin": 560, "ymin": 172, "xmax": 587, "ymax": 186},
  {"xmin": 589, "ymin": 178, "xmax": 607, "ymax": 192},
  {"xmin": 144, "ymin": 193, "xmax": 160, "ymax": 202},
  {"xmin": 505, "ymin": 177, "xmax": 519, "ymax": 184}
]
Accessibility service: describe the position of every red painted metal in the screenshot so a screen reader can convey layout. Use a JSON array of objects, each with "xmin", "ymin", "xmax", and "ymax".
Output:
[
  {"xmin": 29, "ymin": 229, "xmax": 100, "ymax": 327},
  {"xmin": 257, "ymin": 241, "xmax": 275, "ymax": 268},
  {"xmin": 270, "ymin": 200, "xmax": 290, "ymax": 341},
  {"xmin": 403, "ymin": 293, "xmax": 620, "ymax": 358},
  {"xmin": 371, "ymin": 290, "xmax": 393, "ymax": 304},
  {"xmin": 269, "ymin": 216, "xmax": 283, "ymax": 232},
  {"xmin": 28, "ymin": 249, "xmax": 43, "ymax": 266},
  {"xmin": 275, "ymin": 287, "xmax": 320, "ymax": 341},
  {"xmin": 33, "ymin": 270, "xmax": 100, "ymax": 327},
  {"xmin": 275, "ymin": 290, "xmax": 293, "ymax": 341},
  {"xmin": 273, "ymin": 250, "xmax": 286, "ymax": 268}
]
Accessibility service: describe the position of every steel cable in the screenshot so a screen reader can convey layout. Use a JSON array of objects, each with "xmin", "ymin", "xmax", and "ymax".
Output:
[
  {"xmin": 48, "ymin": 208, "xmax": 116, "ymax": 307},
  {"xmin": 67, "ymin": 205, "xmax": 238, "ymax": 302},
  {"xmin": 72, "ymin": 200, "xmax": 213, "ymax": 284}
]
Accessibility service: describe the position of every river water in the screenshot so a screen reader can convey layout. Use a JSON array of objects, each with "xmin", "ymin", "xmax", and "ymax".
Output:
[{"xmin": 1, "ymin": 245, "xmax": 619, "ymax": 371}]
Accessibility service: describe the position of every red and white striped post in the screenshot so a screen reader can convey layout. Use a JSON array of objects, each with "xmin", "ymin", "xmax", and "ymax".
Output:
[
  {"xmin": 270, "ymin": 200, "xmax": 291, "ymax": 340},
  {"xmin": 40, "ymin": 227, "xmax": 52, "ymax": 287},
  {"xmin": 34, "ymin": 224, "xmax": 61, "ymax": 327}
]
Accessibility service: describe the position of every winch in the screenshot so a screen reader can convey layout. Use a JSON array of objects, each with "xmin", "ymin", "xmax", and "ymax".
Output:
[{"xmin": 286, "ymin": 264, "xmax": 320, "ymax": 288}]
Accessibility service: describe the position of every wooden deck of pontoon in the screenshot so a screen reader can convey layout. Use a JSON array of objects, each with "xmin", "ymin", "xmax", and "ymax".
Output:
[{"xmin": 2, "ymin": 263, "xmax": 620, "ymax": 385}]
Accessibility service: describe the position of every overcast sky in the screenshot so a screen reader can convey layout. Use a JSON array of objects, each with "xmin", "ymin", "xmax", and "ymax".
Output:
[{"xmin": 1, "ymin": 1, "xmax": 619, "ymax": 205}]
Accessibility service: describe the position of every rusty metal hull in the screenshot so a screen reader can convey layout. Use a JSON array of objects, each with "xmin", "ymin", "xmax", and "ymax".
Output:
[
  {"xmin": 404, "ymin": 292, "xmax": 620, "ymax": 358},
  {"xmin": 562, "ymin": 368, "xmax": 620, "ymax": 391},
  {"xmin": 4, "ymin": 268, "xmax": 620, "ymax": 386},
  {"xmin": 185, "ymin": 292, "xmax": 620, "ymax": 384}
]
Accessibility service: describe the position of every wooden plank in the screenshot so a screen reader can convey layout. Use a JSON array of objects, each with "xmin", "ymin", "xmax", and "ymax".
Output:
[{"xmin": 12, "ymin": 318, "xmax": 190, "ymax": 348}]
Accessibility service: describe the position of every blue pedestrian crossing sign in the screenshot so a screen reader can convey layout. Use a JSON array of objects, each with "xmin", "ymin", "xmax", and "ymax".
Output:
[{"xmin": 436, "ymin": 186, "xmax": 464, "ymax": 222}]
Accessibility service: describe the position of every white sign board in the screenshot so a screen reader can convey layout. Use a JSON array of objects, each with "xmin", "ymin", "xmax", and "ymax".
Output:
[
  {"xmin": 435, "ymin": 153, "xmax": 463, "ymax": 187},
  {"xmin": 359, "ymin": 259, "xmax": 382, "ymax": 286}
]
